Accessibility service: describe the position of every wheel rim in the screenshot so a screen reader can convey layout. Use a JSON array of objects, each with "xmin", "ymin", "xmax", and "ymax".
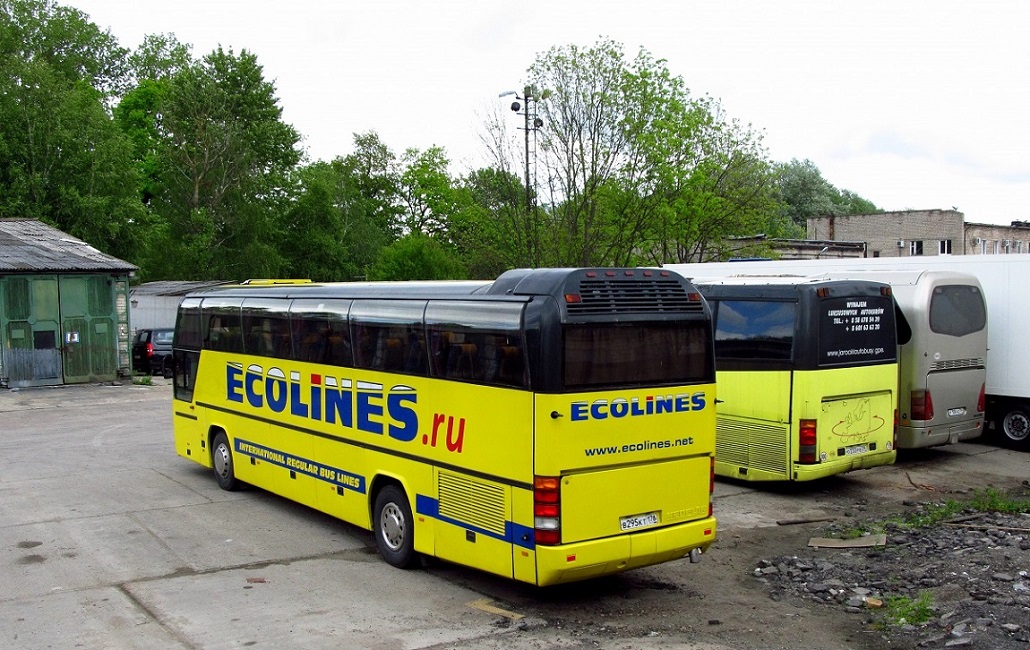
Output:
[
  {"xmin": 1003, "ymin": 412, "xmax": 1030, "ymax": 441},
  {"xmin": 380, "ymin": 502, "xmax": 406, "ymax": 551},
  {"xmin": 213, "ymin": 442, "xmax": 232, "ymax": 478}
]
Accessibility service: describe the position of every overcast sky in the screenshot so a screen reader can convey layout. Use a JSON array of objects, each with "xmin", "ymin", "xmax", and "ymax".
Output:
[{"xmin": 69, "ymin": 0, "xmax": 1030, "ymax": 225}]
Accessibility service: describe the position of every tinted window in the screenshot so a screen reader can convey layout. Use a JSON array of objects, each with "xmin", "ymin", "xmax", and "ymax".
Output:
[
  {"xmin": 818, "ymin": 295, "xmax": 896, "ymax": 365},
  {"xmin": 290, "ymin": 299, "xmax": 353, "ymax": 367},
  {"xmin": 564, "ymin": 321, "xmax": 712, "ymax": 389},
  {"xmin": 242, "ymin": 299, "xmax": 292, "ymax": 358},
  {"xmin": 929, "ymin": 285, "xmax": 987, "ymax": 337},
  {"xmin": 425, "ymin": 301, "xmax": 527, "ymax": 388},
  {"xmin": 174, "ymin": 298, "xmax": 203, "ymax": 349},
  {"xmin": 201, "ymin": 298, "xmax": 244, "ymax": 353},
  {"xmin": 351, "ymin": 300, "xmax": 428, "ymax": 376},
  {"xmin": 153, "ymin": 330, "xmax": 174, "ymax": 344},
  {"xmin": 713, "ymin": 300, "xmax": 795, "ymax": 361}
]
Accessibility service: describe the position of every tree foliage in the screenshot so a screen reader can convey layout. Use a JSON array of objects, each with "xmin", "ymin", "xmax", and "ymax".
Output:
[
  {"xmin": 0, "ymin": 0, "xmax": 144, "ymax": 259},
  {"xmin": 774, "ymin": 158, "xmax": 880, "ymax": 231},
  {"xmin": 1, "ymin": 2, "xmax": 884, "ymax": 283}
]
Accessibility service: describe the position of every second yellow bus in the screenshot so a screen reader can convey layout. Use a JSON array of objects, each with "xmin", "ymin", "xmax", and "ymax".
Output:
[{"xmin": 687, "ymin": 275, "xmax": 899, "ymax": 481}]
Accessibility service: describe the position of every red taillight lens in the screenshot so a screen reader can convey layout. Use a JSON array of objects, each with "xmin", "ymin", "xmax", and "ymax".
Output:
[
  {"xmin": 977, "ymin": 383, "xmax": 985, "ymax": 413},
  {"xmin": 534, "ymin": 476, "xmax": 560, "ymax": 546},
  {"xmin": 145, "ymin": 342, "xmax": 154, "ymax": 357},
  {"xmin": 799, "ymin": 419, "xmax": 817, "ymax": 463},
  {"xmin": 910, "ymin": 390, "xmax": 934, "ymax": 421}
]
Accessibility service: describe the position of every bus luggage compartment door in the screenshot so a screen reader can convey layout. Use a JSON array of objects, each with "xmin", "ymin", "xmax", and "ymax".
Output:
[
  {"xmin": 820, "ymin": 390, "xmax": 894, "ymax": 458},
  {"xmin": 560, "ymin": 457, "xmax": 711, "ymax": 544}
]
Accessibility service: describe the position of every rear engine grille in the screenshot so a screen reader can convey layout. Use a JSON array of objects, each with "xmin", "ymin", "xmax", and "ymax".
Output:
[
  {"xmin": 567, "ymin": 278, "xmax": 702, "ymax": 314},
  {"xmin": 930, "ymin": 357, "xmax": 985, "ymax": 371}
]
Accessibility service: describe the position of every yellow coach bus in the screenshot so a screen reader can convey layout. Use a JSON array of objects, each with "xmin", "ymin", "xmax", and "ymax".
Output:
[
  {"xmin": 171, "ymin": 268, "xmax": 717, "ymax": 586},
  {"xmin": 687, "ymin": 275, "xmax": 899, "ymax": 481}
]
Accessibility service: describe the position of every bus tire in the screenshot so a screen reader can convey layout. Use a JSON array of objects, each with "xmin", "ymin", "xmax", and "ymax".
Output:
[
  {"xmin": 1000, "ymin": 406, "xmax": 1030, "ymax": 451},
  {"xmin": 211, "ymin": 431, "xmax": 240, "ymax": 491},
  {"xmin": 373, "ymin": 485, "xmax": 418, "ymax": 569}
]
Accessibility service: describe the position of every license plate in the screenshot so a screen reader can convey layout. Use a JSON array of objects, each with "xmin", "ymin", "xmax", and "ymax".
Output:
[
  {"xmin": 844, "ymin": 444, "xmax": 868, "ymax": 456},
  {"xmin": 620, "ymin": 512, "xmax": 659, "ymax": 531},
  {"xmin": 948, "ymin": 407, "xmax": 966, "ymax": 417}
]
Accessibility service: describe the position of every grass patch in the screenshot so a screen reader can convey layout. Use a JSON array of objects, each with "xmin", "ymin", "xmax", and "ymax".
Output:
[
  {"xmin": 883, "ymin": 591, "xmax": 935, "ymax": 626},
  {"xmin": 827, "ymin": 488, "xmax": 1030, "ymax": 540},
  {"xmin": 132, "ymin": 374, "xmax": 154, "ymax": 386}
]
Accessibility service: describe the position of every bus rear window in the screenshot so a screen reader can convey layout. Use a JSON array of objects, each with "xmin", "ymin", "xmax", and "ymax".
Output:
[
  {"xmin": 819, "ymin": 295, "xmax": 896, "ymax": 366},
  {"xmin": 929, "ymin": 285, "xmax": 986, "ymax": 337},
  {"xmin": 563, "ymin": 321, "xmax": 712, "ymax": 389},
  {"xmin": 713, "ymin": 300, "xmax": 795, "ymax": 361}
]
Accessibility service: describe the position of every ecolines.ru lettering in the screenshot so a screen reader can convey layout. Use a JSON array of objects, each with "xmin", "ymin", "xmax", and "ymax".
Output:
[
  {"xmin": 569, "ymin": 393, "xmax": 707, "ymax": 422},
  {"xmin": 225, "ymin": 363, "xmax": 418, "ymax": 442}
]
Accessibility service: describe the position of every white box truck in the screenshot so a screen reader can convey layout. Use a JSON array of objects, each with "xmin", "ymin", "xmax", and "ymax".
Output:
[{"xmin": 669, "ymin": 254, "xmax": 1028, "ymax": 451}]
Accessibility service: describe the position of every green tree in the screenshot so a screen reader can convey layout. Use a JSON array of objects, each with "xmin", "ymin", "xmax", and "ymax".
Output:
[
  {"xmin": 398, "ymin": 146, "xmax": 458, "ymax": 237},
  {"xmin": 139, "ymin": 47, "xmax": 302, "ymax": 280},
  {"xmin": 449, "ymin": 166, "xmax": 526, "ymax": 279},
  {"xmin": 486, "ymin": 39, "xmax": 780, "ymax": 267},
  {"xmin": 0, "ymin": 0, "xmax": 145, "ymax": 260},
  {"xmin": 774, "ymin": 158, "xmax": 880, "ymax": 230},
  {"xmin": 367, "ymin": 233, "xmax": 465, "ymax": 281},
  {"xmin": 281, "ymin": 135, "xmax": 400, "ymax": 282}
]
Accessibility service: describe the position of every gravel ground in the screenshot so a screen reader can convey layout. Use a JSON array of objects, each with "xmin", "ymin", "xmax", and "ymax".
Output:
[{"xmin": 755, "ymin": 494, "xmax": 1030, "ymax": 650}]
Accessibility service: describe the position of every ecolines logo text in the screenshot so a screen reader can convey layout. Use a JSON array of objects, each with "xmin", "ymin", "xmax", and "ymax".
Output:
[
  {"xmin": 224, "ymin": 362, "xmax": 466, "ymax": 453},
  {"xmin": 570, "ymin": 393, "xmax": 707, "ymax": 422},
  {"xmin": 226, "ymin": 362, "xmax": 418, "ymax": 441}
]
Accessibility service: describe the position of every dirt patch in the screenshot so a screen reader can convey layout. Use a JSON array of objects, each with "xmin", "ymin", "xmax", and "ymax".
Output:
[{"xmin": 452, "ymin": 468, "xmax": 1029, "ymax": 650}]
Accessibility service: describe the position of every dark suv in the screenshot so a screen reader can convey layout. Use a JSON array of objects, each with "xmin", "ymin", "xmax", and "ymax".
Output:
[{"xmin": 132, "ymin": 328, "xmax": 174, "ymax": 376}]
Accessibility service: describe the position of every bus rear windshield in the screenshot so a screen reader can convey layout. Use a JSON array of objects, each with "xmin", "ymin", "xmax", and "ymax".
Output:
[
  {"xmin": 929, "ymin": 285, "xmax": 986, "ymax": 337},
  {"xmin": 819, "ymin": 295, "xmax": 896, "ymax": 366},
  {"xmin": 564, "ymin": 321, "xmax": 713, "ymax": 389}
]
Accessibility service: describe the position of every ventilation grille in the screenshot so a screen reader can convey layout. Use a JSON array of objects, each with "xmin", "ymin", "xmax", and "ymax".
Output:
[
  {"xmin": 930, "ymin": 357, "xmax": 985, "ymax": 371},
  {"xmin": 437, "ymin": 472, "xmax": 507, "ymax": 536},
  {"xmin": 567, "ymin": 278, "xmax": 702, "ymax": 314},
  {"xmin": 716, "ymin": 418, "xmax": 789, "ymax": 476}
]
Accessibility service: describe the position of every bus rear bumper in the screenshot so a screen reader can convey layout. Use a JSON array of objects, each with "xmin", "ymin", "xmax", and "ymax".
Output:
[
  {"xmin": 896, "ymin": 418, "xmax": 985, "ymax": 449},
  {"xmin": 534, "ymin": 516, "xmax": 717, "ymax": 586},
  {"xmin": 792, "ymin": 450, "xmax": 897, "ymax": 481}
]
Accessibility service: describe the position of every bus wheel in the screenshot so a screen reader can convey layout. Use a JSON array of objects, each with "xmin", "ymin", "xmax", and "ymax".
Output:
[
  {"xmin": 1000, "ymin": 407, "xmax": 1030, "ymax": 451},
  {"xmin": 373, "ymin": 485, "xmax": 418, "ymax": 569},
  {"xmin": 211, "ymin": 431, "xmax": 240, "ymax": 491}
]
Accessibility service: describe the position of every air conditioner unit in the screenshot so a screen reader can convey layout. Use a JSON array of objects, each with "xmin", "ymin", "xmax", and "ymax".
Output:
[
  {"xmin": 896, "ymin": 240, "xmax": 906, "ymax": 248},
  {"xmin": 972, "ymin": 237, "xmax": 982, "ymax": 245}
]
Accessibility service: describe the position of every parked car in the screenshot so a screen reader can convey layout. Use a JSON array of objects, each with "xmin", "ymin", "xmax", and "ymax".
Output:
[{"xmin": 132, "ymin": 328, "xmax": 174, "ymax": 376}]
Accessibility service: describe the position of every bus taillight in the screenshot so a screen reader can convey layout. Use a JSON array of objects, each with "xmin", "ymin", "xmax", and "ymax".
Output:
[
  {"xmin": 977, "ymin": 383, "xmax": 985, "ymax": 413},
  {"xmin": 910, "ymin": 390, "xmax": 934, "ymax": 421},
  {"xmin": 799, "ymin": 419, "xmax": 817, "ymax": 463},
  {"xmin": 534, "ymin": 476, "xmax": 561, "ymax": 546}
]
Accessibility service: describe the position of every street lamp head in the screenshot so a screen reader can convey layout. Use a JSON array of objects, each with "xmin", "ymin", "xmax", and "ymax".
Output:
[{"xmin": 498, "ymin": 90, "xmax": 517, "ymax": 98}]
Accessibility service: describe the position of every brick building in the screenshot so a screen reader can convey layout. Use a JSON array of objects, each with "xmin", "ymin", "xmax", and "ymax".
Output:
[{"xmin": 806, "ymin": 209, "xmax": 1030, "ymax": 257}]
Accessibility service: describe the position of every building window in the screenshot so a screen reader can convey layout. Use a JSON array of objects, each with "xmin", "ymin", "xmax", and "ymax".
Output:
[
  {"xmin": 910, "ymin": 240, "xmax": 924, "ymax": 256},
  {"xmin": 939, "ymin": 240, "xmax": 952, "ymax": 254},
  {"xmin": 872, "ymin": 250, "xmax": 880, "ymax": 257}
]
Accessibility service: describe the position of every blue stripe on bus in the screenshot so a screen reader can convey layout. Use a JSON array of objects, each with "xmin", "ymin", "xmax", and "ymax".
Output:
[
  {"xmin": 234, "ymin": 438, "xmax": 366, "ymax": 494},
  {"xmin": 415, "ymin": 494, "xmax": 536, "ymax": 550}
]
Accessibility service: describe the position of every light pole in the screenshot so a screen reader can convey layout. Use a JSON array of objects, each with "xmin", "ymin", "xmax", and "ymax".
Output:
[{"xmin": 499, "ymin": 86, "xmax": 543, "ymax": 264}]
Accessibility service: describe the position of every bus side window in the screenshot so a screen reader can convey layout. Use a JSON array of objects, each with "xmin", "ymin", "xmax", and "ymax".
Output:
[
  {"xmin": 495, "ymin": 342, "xmax": 526, "ymax": 387},
  {"xmin": 205, "ymin": 315, "xmax": 243, "ymax": 353}
]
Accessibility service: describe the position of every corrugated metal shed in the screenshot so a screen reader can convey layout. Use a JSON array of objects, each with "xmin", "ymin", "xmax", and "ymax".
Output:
[{"xmin": 0, "ymin": 219, "xmax": 137, "ymax": 273}]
